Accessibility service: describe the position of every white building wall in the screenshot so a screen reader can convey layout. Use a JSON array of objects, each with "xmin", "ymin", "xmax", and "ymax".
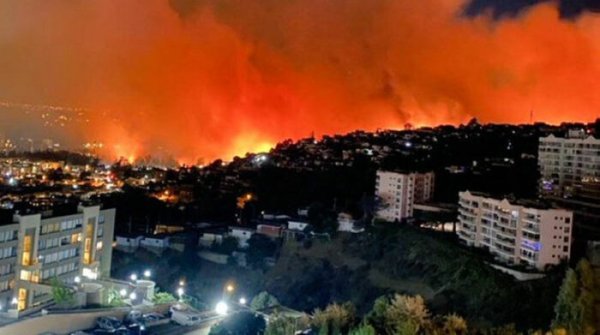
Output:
[
  {"xmin": 375, "ymin": 170, "xmax": 434, "ymax": 222},
  {"xmin": 457, "ymin": 191, "xmax": 572, "ymax": 270},
  {"xmin": 538, "ymin": 134, "xmax": 600, "ymax": 197}
]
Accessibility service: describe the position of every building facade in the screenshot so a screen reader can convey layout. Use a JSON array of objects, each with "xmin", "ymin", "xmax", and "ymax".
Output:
[
  {"xmin": 0, "ymin": 205, "xmax": 115, "ymax": 312},
  {"xmin": 375, "ymin": 170, "xmax": 435, "ymax": 222},
  {"xmin": 538, "ymin": 132, "xmax": 600, "ymax": 238},
  {"xmin": 457, "ymin": 191, "xmax": 572, "ymax": 270}
]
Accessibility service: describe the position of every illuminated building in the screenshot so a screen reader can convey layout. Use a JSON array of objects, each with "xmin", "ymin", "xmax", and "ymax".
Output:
[
  {"xmin": 457, "ymin": 191, "xmax": 572, "ymax": 270},
  {"xmin": 375, "ymin": 170, "xmax": 435, "ymax": 222},
  {"xmin": 538, "ymin": 131, "xmax": 600, "ymax": 238},
  {"xmin": 0, "ymin": 204, "xmax": 115, "ymax": 312}
]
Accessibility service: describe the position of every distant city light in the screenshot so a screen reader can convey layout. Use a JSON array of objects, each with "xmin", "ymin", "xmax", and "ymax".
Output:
[
  {"xmin": 143, "ymin": 270, "xmax": 151, "ymax": 278},
  {"xmin": 239, "ymin": 297, "xmax": 247, "ymax": 305}
]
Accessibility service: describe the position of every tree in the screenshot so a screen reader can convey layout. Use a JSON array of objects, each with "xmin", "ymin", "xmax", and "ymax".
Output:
[
  {"xmin": 312, "ymin": 302, "xmax": 356, "ymax": 335},
  {"xmin": 213, "ymin": 236, "xmax": 239, "ymax": 254},
  {"xmin": 552, "ymin": 268, "xmax": 582, "ymax": 333},
  {"xmin": 208, "ymin": 311, "xmax": 266, "ymax": 335},
  {"xmin": 107, "ymin": 287, "xmax": 126, "ymax": 307},
  {"xmin": 250, "ymin": 291, "xmax": 280, "ymax": 311},
  {"xmin": 265, "ymin": 313, "xmax": 308, "ymax": 335},
  {"xmin": 246, "ymin": 234, "xmax": 277, "ymax": 269},
  {"xmin": 50, "ymin": 277, "xmax": 75, "ymax": 308},
  {"xmin": 385, "ymin": 294, "xmax": 430, "ymax": 335},
  {"xmin": 348, "ymin": 323, "xmax": 376, "ymax": 335},
  {"xmin": 576, "ymin": 259, "xmax": 597, "ymax": 334},
  {"xmin": 152, "ymin": 291, "xmax": 176, "ymax": 304},
  {"xmin": 442, "ymin": 313, "xmax": 468, "ymax": 335}
]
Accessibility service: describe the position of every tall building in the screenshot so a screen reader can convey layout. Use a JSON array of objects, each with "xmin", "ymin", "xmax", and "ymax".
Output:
[
  {"xmin": 457, "ymin": 191, "xmax": 572, "ymax": 270},
  {"xmin": 375, "ymin": 170, "xmax": 435, "ymax": 222},
  {"xmin": 0, "ymin": 204, "xmax": 115, "ymax": 312},
  {"xmin": 538, "ymin": 132, "xmax": 600, "ymax": 238}
]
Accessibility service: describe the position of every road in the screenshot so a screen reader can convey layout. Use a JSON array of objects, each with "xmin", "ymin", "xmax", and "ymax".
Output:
[{"xmin": 147, "ymin": 316, "xmax": 223, "ymax": 335}]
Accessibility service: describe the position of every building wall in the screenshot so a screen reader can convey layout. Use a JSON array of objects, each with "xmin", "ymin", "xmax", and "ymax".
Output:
[
  {"xmin": 0, "ymin": 205, "xmax": 116, "ymax": 312},
  {"xmin": 538, "ymin": 134, "xmax": 600, "ymax": 198},
  {"xmin": 457, "ymin": 191, "xmax": 572, "ymax": 270},
  {"xmin": 375, "ymin": 170, "xmax": 434, "ymax": 222}
]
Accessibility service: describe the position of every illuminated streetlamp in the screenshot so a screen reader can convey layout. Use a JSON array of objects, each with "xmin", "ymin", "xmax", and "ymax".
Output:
[
  {"xmin": 143, "ymin": 270, "xmax": 151, "ymax": 278},
  {"xmin": 239, "ymin": 297, "xmax": 247, "ymax": 305},
  {"xmin": 215, "ymin": 301, "xmax": 228, "ymax": 315},
  {"xmin": 130, "ymin": 273, "xmax": 137, "ymax": 282},
  {"xmin": 177, "ymin": 287, "xmax": 184, "ymax": 300},
  {"xmin": 129, "ymin": 292, "xmax": 137, "ymax": 300},
  {"xmin": 74, "ymin": 276, "xmax": 81, "ymax": 284},
  {"xmin": 226, "ymin": 284, "xmax": 234, "ymax": 293},
  {"xmin": 119, "ymin": 289, "xmax": 127, "ymax": 297}
]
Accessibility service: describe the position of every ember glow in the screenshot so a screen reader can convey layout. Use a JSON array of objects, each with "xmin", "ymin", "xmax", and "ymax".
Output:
[{"xmin": 1, "ymin": 0, "xmax": 599, "ymax": 163}]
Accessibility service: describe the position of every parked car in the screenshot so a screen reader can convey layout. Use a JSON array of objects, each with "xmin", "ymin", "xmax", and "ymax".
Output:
[
  {"xmin": 96, "ymin": 316, "xmax": 123, "ymax": 330},
  {"xmin": 171, "ymin": 310, "xmax": 202, "ymax": 326}
]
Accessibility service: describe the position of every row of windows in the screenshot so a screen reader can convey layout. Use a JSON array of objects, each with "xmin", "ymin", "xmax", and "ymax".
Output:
[
  {"xmin": 0, "ymin": 230, "xmax": 17, "ymax": 243},
  {"xmin": 0, "ymin": 280, "xmax": 8, "ymax": 292},
  {"xmin": 0, "ymin": 247, "xmax": 16, "ymax": 259},
  {"xmin": 41, "ymin": 262, "xmax": 78, "ymax": 280},
  {"xmin": 43, "ymin": 248, "xmax": 78, "ymax": 264},
  {"xmin": 41, "ymin": 218, "xmax": 83, "ymax": 235},
  {"xmin": 0, "ymin": 263, "xmax": 13, "ymax": 276}
]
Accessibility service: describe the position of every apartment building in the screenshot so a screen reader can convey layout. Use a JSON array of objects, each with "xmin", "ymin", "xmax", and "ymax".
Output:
[
  {"xmin": 538, "ymin": 131, "xmax": 600, "ymax": 238},
  {"xmin": 0, "ymin": 204, "xmax": 115, "ymax": 312},
  {"xmin": 375, "ymin": 170, "xmax": 435, "ymax": 222},
  {"xmin": 457, "ymin": 191, "xmax": 572, "ymax": 270}
]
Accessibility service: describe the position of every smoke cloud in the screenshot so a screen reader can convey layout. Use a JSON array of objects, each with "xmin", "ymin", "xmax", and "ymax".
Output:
[{"xmin": 1, "ymin": 0, "xmax": 599, "ymax": 163}]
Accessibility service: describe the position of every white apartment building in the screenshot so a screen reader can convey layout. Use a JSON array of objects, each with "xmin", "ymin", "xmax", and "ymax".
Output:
[
  {"xmin": 457, "ymin": 191, "xmax": 572, "ymax": 270},
  {"xmin": 375, "ymin": 170, "xmax": 435, "ymax": 222},
  {"xmin": 0, "ymin": 204, "xmax": 115, "ymax": 312},
  {"xmin": 538, "ymin": 132, "xmax": 600, "ymax": 198}
]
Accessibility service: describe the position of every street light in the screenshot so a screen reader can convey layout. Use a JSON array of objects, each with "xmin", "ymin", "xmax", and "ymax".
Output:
[
  {"xmin": 129, "ymin": 292, "xmax": 137, "ymax": 300},
  {"xmin": 130, "ymin": 273, "xmax": 137, "ymax": 282},
  {"xmin": 179, "ymin": 280, "xmax": 185, "ymax": 286},
  {"xmin": 215, "ymin": 301, "xmax": 228, "ymax": 315},
  {"xmin": 143, "ymin": 270, "xmax": 151, "ymax": 278},
  {"xmin": 239, "ymin": 297, "xmax": 247, "ymax": 305},
  {"xmin": 119, "ymin": 289, "xmax": 127, "ymax": 297},
  {"xmin": 177, "ymin": 287, "xmax": 184, "ymax": 300},
  {"xmin": 74, "ymin": 276, "xmax": 81, "ymax": 284},
  {"xmin": 226, "ymin": 284, "xmax": 234, "ymax": 293}
]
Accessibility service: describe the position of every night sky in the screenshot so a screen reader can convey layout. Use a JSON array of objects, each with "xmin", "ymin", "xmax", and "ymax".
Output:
[{"xmin": 1, "ymin": 0, "xmax": 599, "ymax": 162}]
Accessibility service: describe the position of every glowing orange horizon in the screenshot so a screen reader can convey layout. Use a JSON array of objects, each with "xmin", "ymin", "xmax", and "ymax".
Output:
[{"xmin": 2, "ymin": 1, "xmax": 600, "ymax": 165}]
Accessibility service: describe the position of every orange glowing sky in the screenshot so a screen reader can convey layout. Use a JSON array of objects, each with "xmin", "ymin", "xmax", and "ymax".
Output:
[{"xmin": 0, "ymin": 0, "xmax": 599, "ymax": 163}]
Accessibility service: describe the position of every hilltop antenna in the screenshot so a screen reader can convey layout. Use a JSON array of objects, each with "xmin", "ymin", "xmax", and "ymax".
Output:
[{"xmin": 530, "ymin": 109, "xmax": 534, "ymax": 124}]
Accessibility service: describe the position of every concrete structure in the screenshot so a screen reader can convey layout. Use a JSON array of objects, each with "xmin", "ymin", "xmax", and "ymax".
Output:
[
  {"xmin": 457, "ymin": 191, "xmax": 572, "ymax": 270},
  {"xmin": 140, "ymin": 234, "xmax": 169, "ymax": 249},
  {"xmin": 375, "ymin": 170, "xmax": 435, "ymax": 222},
  {"xmin": 198, "ymin": 232, "xmax": 224, "ymax": 248},
  {"xmin": 256, "ymin": 223, "xmax": 284, "ymax": 238},
  {"xmin": 115, "ymin": 234, "xmax": 143, "ymax": 248},
  {"xmin": 0, "ymin": 204, "xmax": 115, "ymax": 312},
  {"xmin": 337, "ymin": 213, "xmax": 364, "ymax": 233},
  {"xmin": 227, "ymin": 227, "xmax": 255, "ymax": 248},
  {"xmin": 538, "ymin": 133, "xmax": 600, "ymax": 238},
  {"xmin": 287, "ymin": 220, "xmax": 310, "ymax": 231}
]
